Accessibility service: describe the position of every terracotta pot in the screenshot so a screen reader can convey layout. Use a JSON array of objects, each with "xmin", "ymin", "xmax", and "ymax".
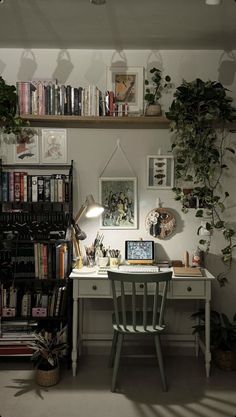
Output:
[
  {"xmin": 36, "ymin": 366, "xmax": 60, "ymax": 386},
  {"xmin": 212, "ymin": 349, "xmax": 236, "ymax": 371},
  {"xmin": 145, "ymin": 103, "xmax": 162, "ymax": 116}
]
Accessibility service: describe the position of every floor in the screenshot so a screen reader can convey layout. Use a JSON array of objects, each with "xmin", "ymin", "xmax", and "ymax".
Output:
[{"xmin": 0, "ymin": 355, "xmax": 236, "ymax": 417}]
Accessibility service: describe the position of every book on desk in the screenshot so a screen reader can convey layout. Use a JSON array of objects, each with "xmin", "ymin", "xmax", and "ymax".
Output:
[{"xmin": 173, "ymin": 267, "xmax": 203, "ymax": 277}]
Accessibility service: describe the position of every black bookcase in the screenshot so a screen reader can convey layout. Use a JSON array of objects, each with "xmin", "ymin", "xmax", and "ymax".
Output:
[{"xmin": 0, "ymin": 159, "xmax": 73, "ymax": 357}]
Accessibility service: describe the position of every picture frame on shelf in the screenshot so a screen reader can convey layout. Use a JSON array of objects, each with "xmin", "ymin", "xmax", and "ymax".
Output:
[
  {"xmin": 41, "ymin": 129, "xmax": 67, "ymax": 164},
  {"xmin": 99, "ymin": 177, "xmax": 138, "ymax": 229},
  {"xmin": 106, "ymin": 66, "xmax": 144, "ymax": 114},
  {"xmin": 147, "ymin": 155, "xmax": 174, "ymax": 189},
  {"xmin": 13, "ymin": 131, "xmax": 39, "ymax": 164}
]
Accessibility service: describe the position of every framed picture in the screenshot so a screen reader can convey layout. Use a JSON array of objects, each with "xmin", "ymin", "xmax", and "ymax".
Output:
[
  {"xmin": 99, "ymin": 177, "xmax": 137, "ymax": 229},
  {"xmin": 13, "ymin": 131, "xmax": 39, "ymax": 164},
  {"xmin": 147, "ymin": 155, "xmax": 174, "ymax": 189},
  {"xmin": 41, "ymin": 129, "xmax": 67, "ymax": 164},
  {"xmin": 106, "ymin": 66, "xmax": 144, "ymax": 114}
]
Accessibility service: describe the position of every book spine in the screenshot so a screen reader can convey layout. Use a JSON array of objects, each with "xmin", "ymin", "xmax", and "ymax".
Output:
[
  {"xmin": 14, "ymin": 172, "xmax": 21, "ymax": 202},
  {"xmin": 31, "ymin": 176, "xmax": 38, "ymax": 202}
]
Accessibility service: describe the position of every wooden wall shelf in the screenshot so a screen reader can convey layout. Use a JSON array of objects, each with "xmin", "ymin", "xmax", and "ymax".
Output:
[{"xmin": 21, "ymin": 115, "xmax": 170, "ymax": 129}]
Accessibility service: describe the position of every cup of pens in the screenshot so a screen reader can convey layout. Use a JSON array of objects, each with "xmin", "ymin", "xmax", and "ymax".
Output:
[{"xmin": 109, "ymin": 249, "xmax": 120, "ymax": 268}]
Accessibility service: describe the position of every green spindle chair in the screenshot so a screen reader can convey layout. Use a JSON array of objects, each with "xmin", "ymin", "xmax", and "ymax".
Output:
[{"xmin": 107, "ymin": 270, "xmax": 172, "ymax": 392}]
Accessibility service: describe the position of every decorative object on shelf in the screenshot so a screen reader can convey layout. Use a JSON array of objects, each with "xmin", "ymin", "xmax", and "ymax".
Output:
[
  {"xmin": 99, "ymin": 177, "xmax": 137, "ymax": 229},
  {"xmin": 145, "ymin": 207, "xmax": 176, "ymax": 239},
  {"xmin": 106, "ymin": 66, "xmax": 144, "ymax": 114},
  {"xmin": 191, "ymin": 310, "xmax": 236, "ymax": 371},
  {"xmin": 147, "ymin": 154, "xmax": 174, "ymax": 189},
  {"xmin": 41, "ymin": 128, "xmax": 67, "ymax": 164},
  {"xmin": 13, "ymin": 130, "xmax": 39, "ymax": 164},
  {"xmin": 28, "ymin": 327, "xmax": 67, "ymax": 386},
  {"xmin": 166, "ymin": 78, "xmax": 236, "ymax": 285},
  {"xmin": 72, "ymin": 195, "xmax": 104, "ymax": 269},
  {"xmin": 144, "ymin": 67, "xmax": 172, "ymax": 116}
]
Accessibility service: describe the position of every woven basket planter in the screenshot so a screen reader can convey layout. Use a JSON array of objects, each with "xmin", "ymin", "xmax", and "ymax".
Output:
[
  {"xmin": 212, "ymin": 349, "xmax": 236, "ymax": 371},
  {"xmin": 36, "ymin": 367, "xmax": 60, "ymax": 387}
]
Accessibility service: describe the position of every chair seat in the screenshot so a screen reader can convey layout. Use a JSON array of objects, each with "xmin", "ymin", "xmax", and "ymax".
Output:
[{"xmin": 112, "ymin": 311, "xmax": 165, "ymax": 334}]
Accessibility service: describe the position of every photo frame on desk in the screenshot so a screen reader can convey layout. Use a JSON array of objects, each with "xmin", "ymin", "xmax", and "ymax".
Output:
[
  {"xmin": 41, "ymin": 128, "xmax": 67, "ymax": 164},
  {"xmin": 99, "ymin": 177, "xmax": 137, "ymax": 229},
  {"xmin": 13, "ymin": 131, "xmax": 39, "ymax": 164},
  {"xmin": 106, "ymin": 66, "xmax": 144, "ymax": 114},
  {"xmin": 147, "ymin": 155, "xmax": 174, "ymax": 189}
]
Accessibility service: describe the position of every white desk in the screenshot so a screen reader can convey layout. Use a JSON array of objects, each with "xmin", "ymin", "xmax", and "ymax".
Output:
[{"xmin": 70, "ymin": 268, "xmax": 215, "ymax": 378}]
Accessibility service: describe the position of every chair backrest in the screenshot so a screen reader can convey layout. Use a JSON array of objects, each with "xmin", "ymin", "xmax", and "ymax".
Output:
[{"xmin": 108, "ymin": 271, "xmax": 172, "ymax": 331}]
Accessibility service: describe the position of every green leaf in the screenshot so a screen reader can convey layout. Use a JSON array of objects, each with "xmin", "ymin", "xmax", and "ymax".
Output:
[
  {"xmin": 196, "ymin": 209, "xmax": 204, "ymax": 217},
  {"xmin": 226, "ymin": 147, "xmax": 235, "ymax": 154}
]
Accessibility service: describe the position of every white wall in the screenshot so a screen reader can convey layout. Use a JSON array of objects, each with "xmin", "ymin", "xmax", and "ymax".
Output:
[{"xmin": 1, "ymin": 48, "xmax": 236, "ymax": 330}]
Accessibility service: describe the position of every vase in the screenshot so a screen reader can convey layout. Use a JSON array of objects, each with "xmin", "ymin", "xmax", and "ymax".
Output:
[
  {"xmin": 145, "ymin": 103, "xmax": 162, "ymax": 116},
  {"xmin": 36, "ymin": 366, "xmax": 60, "ymax": 387},
  {"xmin": 212, "ymin": 349, "xmax": 236, "ymax": 371}
]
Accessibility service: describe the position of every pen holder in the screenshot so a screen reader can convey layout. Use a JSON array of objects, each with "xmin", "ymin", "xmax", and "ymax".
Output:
[
  {"xmin": 98, "ymin": 257, "xmax": 109, "ymax": 268},
  {"xmin": 110, "ymin": 257, "xmax": 120, "ymax": 268}
]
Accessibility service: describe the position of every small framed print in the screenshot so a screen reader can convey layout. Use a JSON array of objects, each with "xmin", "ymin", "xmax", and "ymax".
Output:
[
  {"xmin": 13, "ymin": 131, "xmax": 39, "ymax": 164},
  {"xmin": 99, "ymin": 177, "xmax": 137, "ymax": 229},
  {"xmin": 147, "ymin": 155, "xmax": 174, "ymax": 189},
  {"xmin": 106, "ymin": 66, "xmax": 144, "ymax": 114},
  {"xmin": 41, "ymin": 128, "xmax": 67, "ymax": 164}
]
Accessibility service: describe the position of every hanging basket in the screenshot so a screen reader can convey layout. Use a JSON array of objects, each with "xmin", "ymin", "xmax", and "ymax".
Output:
[
  {"xmin": 36, "ymin": 366, "xmax": 60, "ymax": 387},
  {"xmin": 212, "ymin": 349, "xmax": 236, "ymax": 371}
]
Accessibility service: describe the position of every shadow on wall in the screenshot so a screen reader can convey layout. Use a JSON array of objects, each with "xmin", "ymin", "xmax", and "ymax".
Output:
[
  {"xmin": 85, "ymin": 51, "xmax": 105, "ymax": 85},
  {"xmin": 17, "ymin": 50, "xmax": 37, "ymax": 81},
  {"xmin": 218, "ymin": 50, "xmax": 236, "ymax": 86},
  {"xmin": 0, "ymin": 59, "xmax": 6, "ymax": 75},
  {"xmin": 52, "ymin": 50, "xmax": 74, "ymax": 84}
]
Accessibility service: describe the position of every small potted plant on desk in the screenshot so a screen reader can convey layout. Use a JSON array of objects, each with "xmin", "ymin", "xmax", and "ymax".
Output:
[
  {"xmin": 28, "ymin": 327, "xmax": 67, "ymax": 387},
  {"xmin": 144, "ymin": 67, "xmax": 172, "ymax": 116},
  {"xmin": 191, "ymin": 310, "xmax": 236, "ymax": 371}
]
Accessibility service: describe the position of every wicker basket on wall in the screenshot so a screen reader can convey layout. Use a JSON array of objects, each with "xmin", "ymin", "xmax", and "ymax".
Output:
[
  {"xmin": 36, "ymin": 367, "xmax": 60, "ymax": 387},
  {"xmin": 213, "ymin": 349, "xmax": 236, "ymax": 371}
]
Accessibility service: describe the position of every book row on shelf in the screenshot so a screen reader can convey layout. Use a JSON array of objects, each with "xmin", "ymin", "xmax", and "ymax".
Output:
[
  {"xmin": 16, "ymin": 80, "xmax": 129, "ymax": 117},
  {"xmin": 0, "ymin": 241, "xmax": 69, "ymax": 280},
  {"xmin": 1, "ymin": 171, "xmax": 70, "ymax": 204},
  {"xmin": 0, "ymin": 284, "xmax": 67, "ymax": 319}
]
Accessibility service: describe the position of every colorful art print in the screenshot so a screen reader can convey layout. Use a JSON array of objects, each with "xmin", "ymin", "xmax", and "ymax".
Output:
[
  {"xmin": 99, "ymin": 177, "xmax": 137, "ymax": 229},
  {"xmin": 106, "ymin": 66, "xmax": 144, "ymax": 114},
  {"xmin": 13, "ymin": 132, "xmax": 39, "ymax": 164},
  {"xmin": 41, "ymin": 129, "xmax": 67, "ymax": 164}
]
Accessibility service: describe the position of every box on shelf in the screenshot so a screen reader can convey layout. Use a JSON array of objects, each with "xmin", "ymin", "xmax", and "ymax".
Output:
[
  {"xmin": 32, "ymin": 308, "xmax": 47, "ymax": 317},
  {"xmin": 2, "ymin": 308, "xmax": 16, "ymax": 317}
]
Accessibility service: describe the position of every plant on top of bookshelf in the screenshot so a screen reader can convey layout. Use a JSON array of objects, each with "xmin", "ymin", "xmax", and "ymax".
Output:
[
  {"xmin": 0, "ymin": 76, "xmax": 34, "ymax": 142},
  {"xmin": 166, "ymin": 78, "xmax": 236, "ymax": 285},
  {"xmin": 144, "ymin": 67, "xmax": 172, "ymax": 116}
]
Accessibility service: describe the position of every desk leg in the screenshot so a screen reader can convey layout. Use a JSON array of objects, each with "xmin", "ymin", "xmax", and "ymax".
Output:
[
  {"xmin": 205, "ymin": 297, "xmax": 211, "ymax": 378},
  {"xmin": 72, "ymin": 280, "xmax": 79, "ymax": 377}
]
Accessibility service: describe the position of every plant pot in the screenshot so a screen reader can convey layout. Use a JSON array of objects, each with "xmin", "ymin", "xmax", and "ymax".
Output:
[
  {"xmin": 212, "ymin": 349, "xmax": 236, "ymax": 371},
  {"xmin": 145, "ymin": 103, "xmax": 162, "ymax": 116},
  {"xmin": 36, "ymin": 366, "xmax": 60, "ymax": 387}
]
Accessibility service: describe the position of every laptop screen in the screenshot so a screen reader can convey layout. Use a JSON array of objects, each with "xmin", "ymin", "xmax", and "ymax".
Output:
[{"xmin": 125, "ymin": 240, "xmax": 154, "ymax": 263}]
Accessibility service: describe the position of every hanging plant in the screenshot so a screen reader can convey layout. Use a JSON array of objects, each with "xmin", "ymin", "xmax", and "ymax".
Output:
[
  {"xmin": 166, "ymin": 78, "xmax": 236, "ymax": 285},
  {"xmin": 0, "ymin": 76, "xmax": 35, "ymax": 142}
]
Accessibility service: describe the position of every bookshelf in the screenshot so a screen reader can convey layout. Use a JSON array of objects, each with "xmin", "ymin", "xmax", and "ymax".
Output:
[
  {"xmin": 0, "ymin": 160, "xmax": 73, "ymax": 356},
  {"xmin": 21, "ymin": 115, "xmax": 170, "ymax": 129}
]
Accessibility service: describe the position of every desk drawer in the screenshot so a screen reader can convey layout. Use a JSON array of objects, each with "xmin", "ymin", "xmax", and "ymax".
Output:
[
  {"xmin": 79, "ymin": 279, "xmax": 111, "ymax": 297},
  {"xmin": 172, "ymin": 280, "xmax": 205, "ymax": 297}
]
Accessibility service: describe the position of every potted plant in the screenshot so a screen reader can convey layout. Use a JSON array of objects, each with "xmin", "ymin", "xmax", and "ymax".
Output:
[
  {"xmin": 144, "ymin": 67, "xmax": 172, "ymax": 116},
  {"xmin": 166, "ymin": 78, "xmax": 236, "ymax": 285},
  {"xmin": 28, "ymin": 327, "xmax": 67, "ymax": 387},
  {"xmin": 0, "ymin": 76, "xmax": 34, "ymax": 143},
  {"xmin": 191, "ymin": 309, "xmax": 236, "ymax": 371}
]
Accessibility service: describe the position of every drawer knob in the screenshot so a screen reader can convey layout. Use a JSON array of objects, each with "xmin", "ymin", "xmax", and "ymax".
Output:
[
  {"xmin": 139, "ymin": 284, "xmax": 144, "ymax": 289},
  {"xmin": 92, "ymin": 285, "xmax": 97, "ymax": 291},
  {"xmin": 187, "ymin": 286, "xmax": 192, "ymax": 292}
]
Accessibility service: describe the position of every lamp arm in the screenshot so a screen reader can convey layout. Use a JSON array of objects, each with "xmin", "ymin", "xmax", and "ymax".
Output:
[{"xmin": 74, "ymin": 204, "xmax": 87, "ymax": 224}]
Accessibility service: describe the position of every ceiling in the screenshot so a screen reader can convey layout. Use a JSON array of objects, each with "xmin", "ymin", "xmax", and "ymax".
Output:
[{"xmin": 0, "ymin": 0, "xmax": 235, "ymax": 50}]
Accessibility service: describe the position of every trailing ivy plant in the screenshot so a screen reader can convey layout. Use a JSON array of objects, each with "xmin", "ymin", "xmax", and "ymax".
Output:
[
  {"xmin": 0, "ymin": 76, "xmax": 34, "ymax": 142},
  {"xmin": 166, "ymin": 78, "xmax": 236, "ymax": 285}
]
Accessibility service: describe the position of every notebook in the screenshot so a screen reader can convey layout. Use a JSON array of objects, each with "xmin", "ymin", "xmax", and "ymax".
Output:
[{"xmin": 173, "ymin": 267, "xmax": 203, "ymax": 277}]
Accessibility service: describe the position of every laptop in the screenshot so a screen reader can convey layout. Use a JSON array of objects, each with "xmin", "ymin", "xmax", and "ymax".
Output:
[{"xmin": 125, "ymin": 240, "xmax": 154, "ymax": 264}]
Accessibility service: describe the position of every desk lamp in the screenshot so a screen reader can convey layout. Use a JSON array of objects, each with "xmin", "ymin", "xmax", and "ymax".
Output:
[{"xmin": 72, "ymin": 194, "xmax": 104, "ymax": 269}]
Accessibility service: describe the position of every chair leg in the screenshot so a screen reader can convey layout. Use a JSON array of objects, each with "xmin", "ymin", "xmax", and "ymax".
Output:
[
  {"xmin": 111, "ymin": 333, "xmax": 123, "ymax": 392},
  {"xmin": 108, "ymin": 330, "xmax": 118, "ymax": 368},
  {"xmin": 154, "ymin": 334, "xmax": 167, "ymax": 392}
]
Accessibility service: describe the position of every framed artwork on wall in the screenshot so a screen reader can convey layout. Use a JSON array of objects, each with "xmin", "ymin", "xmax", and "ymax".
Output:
[
  {"xmin": 99, "ymin": 177, "xmax": 138, "ymax": 229},
  {"xmin": 13, "ymin": 131, "xmax": 39, "ymax": 164},
  {"xmin": 41, "ymin": 128, "xmax": 67, "ymax": 164},
  {"xmin": 147, "ymin": 155, "xmax": 174, "ymax": 189},
  {"xmin": 106, "ymin": 66, "xmax": 144, "ymax": 114}
]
